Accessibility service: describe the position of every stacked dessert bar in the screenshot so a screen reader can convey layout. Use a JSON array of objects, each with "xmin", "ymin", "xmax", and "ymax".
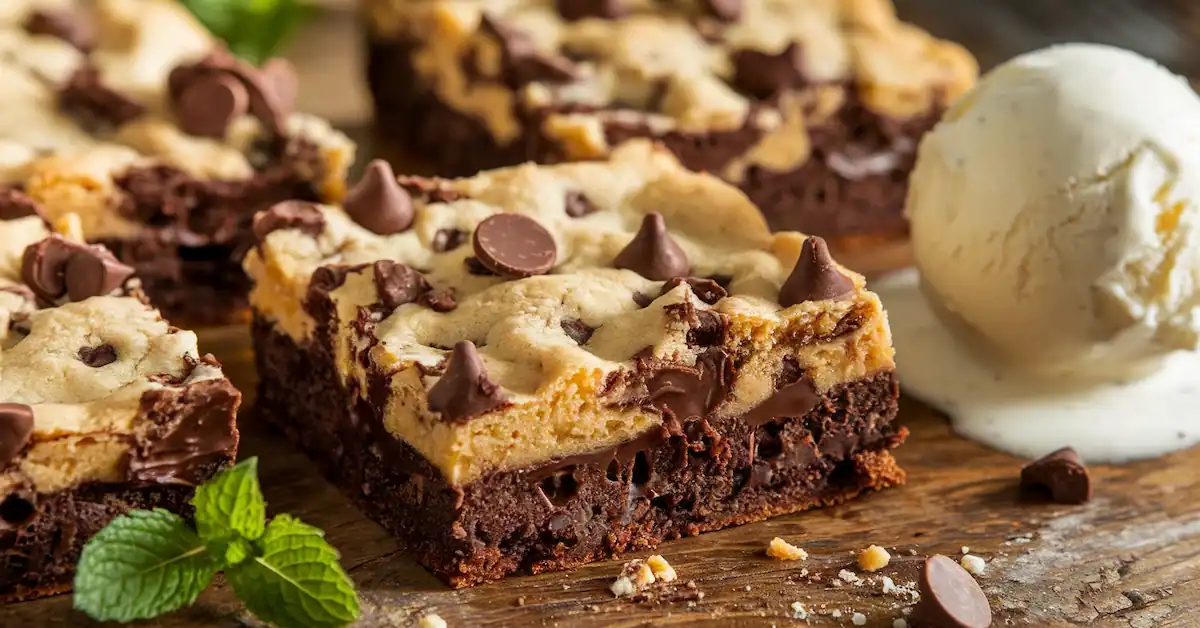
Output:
[{"xmin": 246, "ymin": 142, "xmax": 904, "ymax": 586}]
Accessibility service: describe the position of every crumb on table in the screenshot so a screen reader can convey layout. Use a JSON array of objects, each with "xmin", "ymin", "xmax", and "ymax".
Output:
[
  {"xmin": 858, "ymin": 544, "xmax": 891, "ymax": 572},
  {"xmin": 768, "ymin": 537, "xmax": 809, "ymax": 561}
]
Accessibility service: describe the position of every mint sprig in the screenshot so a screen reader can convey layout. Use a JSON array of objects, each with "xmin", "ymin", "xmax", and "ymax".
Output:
[
  {"xmin": 73, "ymin": 458, "xmax": 360, "ymax": 628},
  {"xmin": 178, "ymin": 0, "xmax": 315, "ymax": 64}
]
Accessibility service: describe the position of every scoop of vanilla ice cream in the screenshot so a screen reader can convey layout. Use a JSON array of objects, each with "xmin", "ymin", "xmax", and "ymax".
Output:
[{"xmin": 907, "ymin": 43, "xmax": 1200, "ymax": 382}]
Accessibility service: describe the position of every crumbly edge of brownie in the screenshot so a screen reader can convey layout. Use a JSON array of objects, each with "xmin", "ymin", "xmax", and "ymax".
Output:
[
  {"xmin": 365, "ymin": 36, "xmax": 939, "ymax": 240},
  {"xmin": 253, "ymin": 311, "xmax": 905, "ymax": 587}
]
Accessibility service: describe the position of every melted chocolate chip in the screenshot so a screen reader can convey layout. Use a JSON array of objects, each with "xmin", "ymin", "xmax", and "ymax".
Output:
[
  {"xmin": 556, "ymin": 0, "xmax": 627, "ymax": 21},
  {"xmin": 731, "ymin": 42, "xmax": 807, "ymax": 99},
  {"xmin": 252, "ymin": 200, "xmax": 325, "ymax": 243},
  {"xmin": 479, "ymin": 15, "xmax": 580, "ymax": 88},
  {"xmin": 660, "ymin": 277, "xmax": 727, "ymax": 305},
  {"xmin": 0, "ymin": 188, "xmax": 44, "ymax": 221},
  {"xmin": 564, "ymin": 190, "xmax": 599, "ymax": 218},
  {"xmin": 915, "ymin": 555, "xmax": 993, "ymax": 628},
  {"xmin": 21, "ymin": 236, "xmax": 134, "ymax": 303},
  {"xmin": 60, "ymin": 66, "xmax": 146, "ymax": 130},
  {"xmin": 613, "ymin": 212, "xmax": 689, "ymax": 280},
  {"xmin": 426, "ymin": 341, "xmax": 508, "ymax": 423},
  {"xmin": 0, "ymin": 403, "xmax": 34, "ymax": 466},
  {"xmin": 561, "ymin": 317, "xmax": 595, "ymax": 345},
  {"xmin": 419, "ymin": 289, "xmax": 458, "ymax": 313},
  {"xmin": 644, "ymin": 348, "xmax": 733, "ymax": 422},
  {"xmin": 1020, "ymin": 447, "xmax": 1092, "ymax": 505},
  {"xmin": 472, "ymin": 213, "xmax": 557, "ymax": 278},
  {"xmin": 743, "ymin": 372, "xmax": 820, "ymax": 428},
  {"xmin": 304, "ymin": 263, "xmax": 367, "ymax": 317},
  {"xmin": 465, "ymin": 257, "xmax": 496, "ymax": 276},
  {"xmin": 373, "ymin": 260, "xmax": 431, "ymax": 311},
  {"xmin": 432, "ymin": 228, "xmax": 468, "ymax": 252},
  {"xmin": 778, "ymin": 236, "xmax": 854, "ymax": 306},
  {"xmin": 702, "ymin": 0, "xmax": 742, "ymax": 21},
  {"xmin": 24, "ymin": 8, "xmax": 94, "ymax": 50},
  {"xmin": 175, "ymin": 73, "xmax": 249, "ymax": 139},
  {"xmin": 128, "ymin": 379, "xmax": 239, "ymax": 486},
  {"xmin": 78, "ymin": 343, "xmax": 118, "ymax": 368},
  {"xmin": 344, "ymin": 160, "xmax": 415, "ymax": 235}
]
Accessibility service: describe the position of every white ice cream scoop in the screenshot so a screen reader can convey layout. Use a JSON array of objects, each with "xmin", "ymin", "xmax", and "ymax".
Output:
[{"xmin": 878, "ymin": 43, "xmax": 1200, "ymax": 462}]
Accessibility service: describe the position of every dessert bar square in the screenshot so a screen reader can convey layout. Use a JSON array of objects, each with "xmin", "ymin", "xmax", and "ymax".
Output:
[
  {"xmin": 0, "ymin": 0, "xmax": 355, "ymax": 325},
  {"xmin": 246, "ymin": 141, "xmax": 903, "ymax": 587},
  {"xmin": 0, "ymin": 212, "xmax": 241, "ymax": 602},
  {"xmin": 362, "ymin": 0, "xmax": 974, "ymax": 257}
]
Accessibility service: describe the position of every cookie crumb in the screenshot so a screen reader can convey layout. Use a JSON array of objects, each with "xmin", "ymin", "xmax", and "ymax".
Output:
[
  {"xmin": 418, "ymin": 614, "xmax": 447, "ymax": 628},
  {"xmin": 852, "ymin": 612, "xmax": 867, "ymax": 626},
  {"xmin": 831, "ymin": 609, "xmax": 843, "ymax": 618},
  {"xmin": 858, "ymin": 545, "xmax": 891, "ymax": 572},
  {"xmin": 610, "ymin": 576, "xmax": 636, "ymax": 597},
  {"xmin": 791, "ymin": 601, "xmax": 809, "ymax": 619},
  {"xmin": 515, "ymin": 596, "xmax": 526, "ymax": 606},
  {"xmin": 961, "ymin": 554, "xmax": 986, "ymax": 575},
  {"xmin": 647, "ymin": 555, "xmax": 677, "ymax": 582},
  {"xmin": 767, "ymin": 537, "xmax": 808, "ymax": 561},
  {"xmin": 882, "ymin": 576, "xmax": 897, "ymax": 594},
  {"xmin": 893, "ymin": 620, "xmax": 909, "ymax": 628},
  {"xmin": 838, "ymin": 569, "xmax": 862, "ymax": 585},
  {"xmin": 744, "ymin": 584, "xmax": 752, "ymax": 591},
  {"xmin": 961, "ymin": 546, "xmax": 970, "ymax": 555}
]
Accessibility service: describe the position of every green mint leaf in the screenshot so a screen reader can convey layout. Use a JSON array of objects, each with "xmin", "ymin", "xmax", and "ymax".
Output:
[
  {"xmin": 179, "ymin": 0, "xmax": 313, "ymax": 64},
  {"xmin": 192, "ymin": 457, "xmax": 266, "ymax": 543},
  {"xmin": 73, "ymin": 509, "xmax": 217, "ymax": 622},
  {"xmin": 227, "ymin": 514, "xmax": 360, "ymax": 628}
]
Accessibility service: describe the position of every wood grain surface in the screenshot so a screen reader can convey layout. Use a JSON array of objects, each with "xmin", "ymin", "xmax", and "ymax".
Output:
[{"xmin": 6, "ymin": 1, "xmax": 1200, "ymax": 626}]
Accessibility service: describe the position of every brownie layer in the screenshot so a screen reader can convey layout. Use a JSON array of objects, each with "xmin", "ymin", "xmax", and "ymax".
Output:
[
  {"xmin": 254, "ymin": 313, "xmax": 905, "ymax": 587},
  {"xmin": 366, "ymin": 37, "xmax": 936, "ymax": 241}
]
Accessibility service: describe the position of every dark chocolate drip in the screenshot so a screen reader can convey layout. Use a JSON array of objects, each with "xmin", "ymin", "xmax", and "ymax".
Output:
[{"xmin": 127, "ymin": 379, "xmax": 241, "ymax": 485}]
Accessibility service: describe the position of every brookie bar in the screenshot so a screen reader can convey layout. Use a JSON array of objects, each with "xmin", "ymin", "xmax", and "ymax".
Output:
[
  {"xmin": 0, "ymin": 0, "xmax": 354, "ymax": 325},
  {"xmin": 246, "ymin": 142, "xmax": 903, "ymax": 587},
  {"xmin": 0, "ymin": 210, "xmax": 241, "ymax": 602},
  {"xmin": 362, "ymin": 0, "xmax": 975, "ymax": 265}
]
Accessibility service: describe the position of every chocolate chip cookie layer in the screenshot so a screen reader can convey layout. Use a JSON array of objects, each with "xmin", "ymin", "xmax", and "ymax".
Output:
[
  {"xmin": 246, "ymin": 142, "xmax": 903, "ymax": 587},
  {"xmin": 0, "ymin": 0, "xmax": 355, "ymax": 325},
  {"xmin": 0, "ymin": 213, "xmax": 241, "ymax": 601},
  {"xmin": 363, "ymin": 0, "xmax": 975, "ymax": 267}
]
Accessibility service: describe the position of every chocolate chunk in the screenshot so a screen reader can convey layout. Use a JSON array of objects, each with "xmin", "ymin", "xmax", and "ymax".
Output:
[
  {"xmin": 687, "ymin": 310, "xmax": 725, "ymax": 347},
  {"xmin": 564, "ymin": 190, "xmax": 599, "ymax": 218},
  {"xmin": 1020, "ymin": 447, "xmax": 1092, "ymax": 505},
  {"xmin": 915, "ymin": 555, "xmax": 993, "ymax": 628},
  {"xmin": 433, "ymin": 228, "xmax": 467, "ymax": 252},
  {"xmin": 702, "ymin": 0, "xmax": 742, "ymax": 21},
  {"xmin": 556, "ymin": 0, "xmax": 627, "ymax": 20},
  {"xmin": 21, "ymin": 237, "xmax": 134, "ymax": 302},
  {"xmin": 0, "ymin": 188, "xmax": 44, "ymax": 221},
  {"xmin": 344, "ymin": 160, "xmax": 415, "ymax": 235},
  {"xmin": 561, "ymin": 317, "xmax": 595, "ymax": 345},
  {"xmin": 731, "ymin": 42, "xmax": 806, "ymax": 99},
  {"xmin": 479, "ymin": 15, "xmax": 580, "ymax": 87},
  {"xmin": 419, "ymin": 289, "xmax": 458, "ymax": 313},
  {"xmin": 168, "ymin": 54, "xmax": 294, "ymax": 138},
  {"xmin": 427, "ymin": 341, "xmax": 508, "ymax": 423},
  {"xmin": 373, "ymin": 260, "xmax": 431, "ymax": 311},
  {"xmin": 472, "ymin": 213, "xmax": 557, "ymax": 278},
  {"xmin": 78, "ymin": 344, "xmax": 118, "ymax": 368},
  {"xmin": 128, "ymin": 379, "xmax": 239, "ymax": 486},
  {"xmin": 645, "ymin": 348, "xmax": 733, "ymax": 421},
  {"xmin": 60, "ymin": 66, "xmax": 146, "ymax": 130},
  {"xmin": 175, "ymin": 73, "xmax": 249, "ymax": 139},
  {"xmin": 613, "ymin": 212, "xmax": 689, "ymax": 280},
  {"xmin": 744, "ymin": 372, "xmax": 819, "ymax": 427},
  {"xmin": 24, "ymin": 9, "xmax": 95, "ymax": 51},
  {"xmin": 779, "ymin": 237, "xmax": 854, "ymax": 306},
  {"xmin": 661, "ymin": 277, "xmax": 727, "ymax": 305},
  {"xmin": 252, "ymin": 200, "xmax": 325, "ymax": 242},
  {"xmin": 0, "ymin": 403, "xmax": 34, "ymax": 466}
]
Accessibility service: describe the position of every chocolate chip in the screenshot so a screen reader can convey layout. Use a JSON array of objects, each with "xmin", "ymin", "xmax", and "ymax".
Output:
[
  {"xmin": 175, "ymin": 73, "xmax": 249, "ymax": 139},
  {"xmin": 661, "ymin": 277, "xmax": 727, "ymax": 305},
  {"xmin": 252, "ymin": 200, "xmax": 325, "ymax": 243},
  {"xmin": 915, "ymin": 555, "xmax": 993, "ymax": 628},
  {"xmin": 731, "ymin": 42, "xmax": 806, "ymax": 99},
  {"xmin": 779, "ymin": 237, "xmax": 854, "ymax": 307},
  {"xmin": 60, "ymin": 66, "xmax": 146, "ymax": 130},
  {"xmin": 433, "ymin": 228, "xmax": 467, "ymax": 252},
  {"xmin": 21, "ymin": 237, "xmax": 134, "ymax": 303},
  {"xmin": 427, "ymin": 341, "xmax": 508, "ymax": 423},
  {"xmin": 561, "ymin": 318, "xmax": 595, "ymax": 345},
  {"xmin": 645, "ymin": 348, "xmax": 733, "ymax": 421},
  {"xmin": 1020, "ymin": 447, "xmax": 1092, "ymax": 505},
  {"xmin": 464, "ymin": 257, "xmax": 496, "ymax": 276},
  {"xmin": 613, "ymin": 212, "xmax": 689, "ymax": 280},
  {"xmin": 78, "ymin": 343, "xmax": 118, "ymax": 368},
  {"xmin": 0, "ymin": 403, "xmax": 34, "ymax": 466},
  {"xmin": 373, "ymin": 260, "xmax": 430, "ymax": 311},
  {"xmin": 344, "ymin": 160, "xmax": 415, "ymax": 235},
  {"xmin": 479, "ymin": 15, "xmax": 580, "ymax": 87},
  {"xmin": 168, "ymin": 54, "xmax": 294, "ymax": 138},
  {"xmin": 702, "ymin": 0, "xmax": 742, "ymax": 21},
  {"xmin": 556, "ymin": 0, "xmax": 627, "ymax": 21},
  {"xmin": 473, "ymin": 213, "xmax": 557, "ymax": 278},
  {"xmin": 24, "ymin": 9, "xmax": 95, "ymax": 51},
  {"xmin": 419, "ymin": 289, "xmax": 458, "ymax": 313},
  {"xmin": 0, "ymin": 188, "xmax": 44, "ymax": 221},
  {"xmin": 564, "ymin": 190, "xmax": 599, "ymax": 218}
]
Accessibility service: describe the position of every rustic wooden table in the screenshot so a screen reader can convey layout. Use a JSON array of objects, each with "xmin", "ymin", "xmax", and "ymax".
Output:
[{"xmin": 6, "ymin": 2, "xmax": 1200, "ymax": 626}]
